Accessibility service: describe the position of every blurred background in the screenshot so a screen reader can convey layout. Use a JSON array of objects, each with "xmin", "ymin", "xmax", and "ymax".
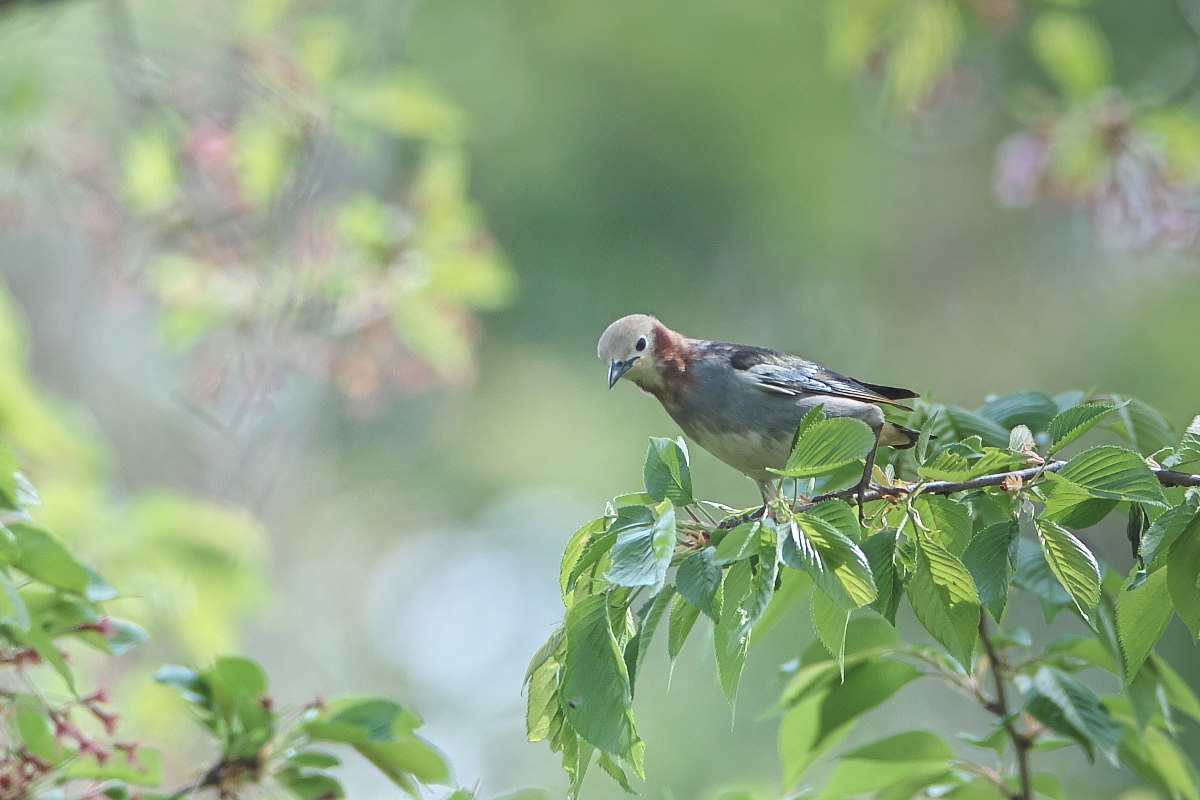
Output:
[{"xmin": 1, "ymin": 0, "xmax": 1199, "ymax": 797}]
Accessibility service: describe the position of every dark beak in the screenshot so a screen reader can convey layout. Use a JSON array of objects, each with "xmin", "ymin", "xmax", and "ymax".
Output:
[{"xmin": 608, "ymin": 357, "xmax": 637, "ymax": 388}]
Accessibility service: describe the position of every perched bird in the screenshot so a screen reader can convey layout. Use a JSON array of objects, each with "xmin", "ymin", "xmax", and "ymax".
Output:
[{"xmin": 597, "ymin": 314, "xmax": 923, "ymax": 520}]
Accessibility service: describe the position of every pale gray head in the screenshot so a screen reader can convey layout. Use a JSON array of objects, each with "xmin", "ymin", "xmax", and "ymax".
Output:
[{"xmin": 597, "ymin": 314, "xmax": 663, "ymax": 388}]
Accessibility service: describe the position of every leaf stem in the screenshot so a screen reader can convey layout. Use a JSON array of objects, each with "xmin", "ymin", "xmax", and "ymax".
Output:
[{"xmin": 978, "ymin": 617, "xmax": 1033, "ymax": 800}]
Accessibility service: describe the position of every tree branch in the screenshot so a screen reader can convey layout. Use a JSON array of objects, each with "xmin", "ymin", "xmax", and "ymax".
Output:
[
  {"xmin": 978, "ymin": 617, "xmax": 1033, "ymax": 800},
  {"xmin": 795, "ymin": 460, "xmax": 1200, "ymax": 513}
]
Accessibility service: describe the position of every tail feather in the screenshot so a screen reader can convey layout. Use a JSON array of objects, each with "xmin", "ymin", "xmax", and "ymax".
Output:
[
  {"xmin": 859, "ymin": 380, "xmax": 921, "ymax": 402},
  {"xmin": 882, "ymin": 422, "xmax": 932, "ymax": 450}
]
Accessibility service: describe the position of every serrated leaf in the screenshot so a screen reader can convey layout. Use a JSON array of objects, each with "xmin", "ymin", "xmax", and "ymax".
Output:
[
  {"xmin": 1038, "ymin": 473, "xmax": 1118, "ymax": 528},
  {"xmin": 1141, "ymin": 496, "xmax": 1200, "ymax": 565},
  {"xmin": 1164, "ymin": 415, "xmax": 1200, "ymax": 469},
  {"xmin": 927, "ymin": 406, "xmax": 1011, "ymax": 448},
  {"xmin": 1116, "ymin": 567, "xmax": 1174, "ymax": 684},
  {"xmin": 772, "ymin": 417, "xmax": 876, "ymax": 478},
  {"xmin": 1020, "ymin": 667, "xmax": 1121, "ymax": 764},
  {"xmin": 643, "ymin": 437, "xmax": 693, "ymax": 506},
  {"xmin": 784, "ymin": 513, "xmax": 876, "ymax": 610},
  {"xmin": 810, "ymin": 587, "xmax": 849, "ymax": 676},
  {"xmin": 714, "ymin": 561, "xmax": 753, "ymax": 706},
  {"xmin": 917, "ymin": 447, "xmax": 1023, "ymax": 482},
  {"xmin": 862, "ymin": 530, "xmax": 901, "ymax": 623},
  {"xmin": 667, "ymin": 593, "xmax": 700, "ymax": 662},
  {"xmin": 911, "ymin": 496, "xmax": 971, "ymax": 554},
  {"xmin": 675, "ymin": 548, "xmax": 721, "ymax": 619},
  {"xmin": 1035, "ymin": 519, "xmax": 1101, "ymax": 617},
  {"xmin": 630, "ymin": 588, "xmax": 673, "ymax": 691},
  {"xmin": 978, "ymin": 391, "xmax": 1058, "ymax": 432},
  {"xmin": 907, "ymin": 538, "xmax": 980, "ymax": 667},
  {"xmin": 962, "ymin": 519, "xmax": 1019, "ymax": 622},
  {"xmin": 561, "ymin": 518, "xmax": 607, "ymax": 597},
  {"xmin": 713, "ymin": 521, "xmax": 759, "ymax": 565},
  {"xmin": 806, "ymin": 498, "xmax": 862, "ymax": 542},
  {"xmin": 1104, "ymin": 396, "xmax": 1175, "ymax": 454},
  {"xmin": 560, "ymin": 594, "xmax": 639, "ymax": 757},
  {"xmin": 1047, "ymin": 402, "xmax": 1119, "ymax": 455},
  {"xmin": 605, "ymin": 505, "xmax": 675, "ymax": 589},
  {"xmin": 1167, "ymin": 521, "xmax": 1200, "ymax": 639},
  {"xmin": 1056, "ymin": 446, "xmax": 1167, "ymax": 507}
]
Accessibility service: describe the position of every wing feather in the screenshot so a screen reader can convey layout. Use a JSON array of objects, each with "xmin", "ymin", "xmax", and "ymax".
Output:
[{"xmin": 715, "ymin": 343, "xmax": 918, "ymax": 410}]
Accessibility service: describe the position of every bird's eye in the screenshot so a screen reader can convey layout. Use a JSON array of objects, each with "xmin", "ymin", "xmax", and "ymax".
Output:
[{"xmin": 635, "ymin": 337, "xmax": 647, "ymax": 352}]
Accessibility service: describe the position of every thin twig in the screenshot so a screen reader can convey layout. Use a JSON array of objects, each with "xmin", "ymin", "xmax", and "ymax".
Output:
[{"xmin": 978, "ymin": 617, "xmax": 1033, "ymax": 800}]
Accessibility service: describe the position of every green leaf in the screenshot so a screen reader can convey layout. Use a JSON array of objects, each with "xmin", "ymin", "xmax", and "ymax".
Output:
[
  {"xmin": 597, "ymin": 751, "xmax": 637, "ymax": 794},
  {"xmin": 643, "ymin": 437, "xmax": 693, "ymax": 506},
  {"xmin": 287, "ymin": 751, "xmax": 343, "ymax": 770},
  {"xmin": 0, "ymin": 569, "xmax": 30, "ymax": 631},
  {"xmin": 714, "ymin": 562, "xmax": 753, "ymax": 706},
  {"xmin": 277, "ymin": 770, "xmax": 345, "ymax": 800},
  {"xmin": 810, "ymin": 587, "xmax": 849, "ymax": 675},
  {"xmin": 667, "ymin": 593, "xmax": 700, "ymax": 662},
  {"xmin": 911, "ymin": 496, "xmax": 971, "ymax": 554},
  {"xmin": 1116, "ymin": 567, "xmax": 1174, "ymax": 684},
  {"xmin": 841, "ymin": 730, "xmax": 955, "ymax": 762},
  {"xmin": 1118, "ymin": 724, "xmax": 1200, "ymax": 800},
  {"xmin": 1047, "ymin": 402, "xmax": 1119, "ymax": 455},
  {"xmin": 805, "ymin": 499, "xmax": 862, "ymax": 543},
  {"xmin": 305, "ymin": 697, "xmax": 422, "ymax": 746},
  {"xmin": 917, "ymin": 446, "xmax": 1023, "ymax": 483},
  {"xmin": 783, "ymin": 514, "xmax": 876, "ymax": 610},
  {"xmin": 1104, "ymin": 396, "xmax": 1175, "ymax": 454},
  {"xmin": 359, "ymin": 735, "xmax": 453, "ymax": 788},
  {"xmin": 561, "ymin": 594, "xmax": 638, "ymax": 757},
  {"xmin": 1038, "ymin": 473, "xmax": 1118, "ymax": 528},
  {"xmin": 780, "ymin": 659, "xmax": 923, "ymax": 784},
  {"xmin": 978, "ymin": 391, "xmax": 1058, "ymax": 432},
  {"xmin": 1141, "ymin": 496, "xmax": 1200, "ymax": 565},
  {"xmin": 861, "ymin": 530, "xmax": 900, "ymax": 623},
  {"xmin": 1030, "ymin": 10, "xmax": 1112, "ymax": 98},
  {"xmin": 628, "ymin": 588, "xmax": 673, "ymax": 693},
  {"xmin": 68, "ymin": 748, "xmax": 164, "ymax": 787},
  {"xmin": 713, "ymin": 521, "xmax": 759, "ymax": 565},
  {"xmin": 962, "ymin": 519, "xmax": 1019, "ymax": 622},
  {"xmin": 1056, "ymin": 446, "xmax": 1167, "ymax": 506},
  {"xmin": 771, "ymin": 417, "xmax": 876, "ymax": 478},
  {"xmin": 14, "ymin": 702, "xmax": 62, "ymax": 764},
  {"xmin": 907, "ymin": 537, "xmax": 980, "ymax": 667},
  {"xmin": 1035, "ymin": 519, "xmax": 1101, "ymax": 617},
  {"xmin": 1167, "ymin": 520, "xmax": 1200, "ymax": 639},
  {"xmin": 927, "ymin": 406, "xmax": 1011, "ymax": 448},
  {"xmin": 675, "ymin": 548, "xmax": 721, "ymax": 619},
  {"xmin": 605, "ymin": 504, "xmax": 675, "ymax": 589},
  {"xmin": 1164, "ymin": 415, "xmax": 1200, "ymax": 468},
  {"xmin": 1148, "ymin": 653, "xmax": 1200, "ymax": 723},
  {"xmin": 1020, "ymin": 667, "xmax": 1121, "ymax": 764},
  {"xmin": 0, "ymin": 443, "xmax": 21, "ymax": 510},
  {"xmin": 561, "ymin": 518, "xmax": 606, "ymax": 596}
]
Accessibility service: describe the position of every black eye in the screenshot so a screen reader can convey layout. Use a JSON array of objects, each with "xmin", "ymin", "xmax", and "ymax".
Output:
[{"xmin": 635, "ymin": 337, "xmax": 647, "ymax": 352}]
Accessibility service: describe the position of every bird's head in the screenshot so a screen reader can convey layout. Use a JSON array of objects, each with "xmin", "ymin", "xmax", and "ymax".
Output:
[{"xmin": 597, "ymin": 314, "xmax": 663, "ymax": 388}]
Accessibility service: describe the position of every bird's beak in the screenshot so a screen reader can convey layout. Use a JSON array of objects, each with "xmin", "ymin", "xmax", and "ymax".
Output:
[{"xmin": 608, "ymin": 357, "xmax": 637, "ymax": 388}]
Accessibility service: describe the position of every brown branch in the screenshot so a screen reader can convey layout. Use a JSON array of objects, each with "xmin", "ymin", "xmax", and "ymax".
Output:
[
  {"xmin": 795, "ymin": 460, "xmax": 1200, "ymax": 513},
  {"xmin": 714, "ymin": 460, "xmax": 1200, "ymax": 529},
  {"xmin": 978, "ymin": 617, "xmax": 1033, "ymax": 800}
]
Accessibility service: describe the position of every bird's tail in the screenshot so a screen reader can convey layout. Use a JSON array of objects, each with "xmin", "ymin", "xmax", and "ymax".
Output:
[{"xmin": 881, "ymin": 422, "xmax": 929, "ymax": 449}]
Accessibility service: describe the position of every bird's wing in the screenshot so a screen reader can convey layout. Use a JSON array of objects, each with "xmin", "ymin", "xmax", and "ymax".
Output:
[{"xmin": 718, "ymin": 344, "xmax": 918, "ymax": 410}]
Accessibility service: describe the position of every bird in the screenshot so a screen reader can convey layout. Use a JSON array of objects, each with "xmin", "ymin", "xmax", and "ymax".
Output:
[{"xmin": 597, "ymin": 314, "xmax": 924, "ymax": 522}]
